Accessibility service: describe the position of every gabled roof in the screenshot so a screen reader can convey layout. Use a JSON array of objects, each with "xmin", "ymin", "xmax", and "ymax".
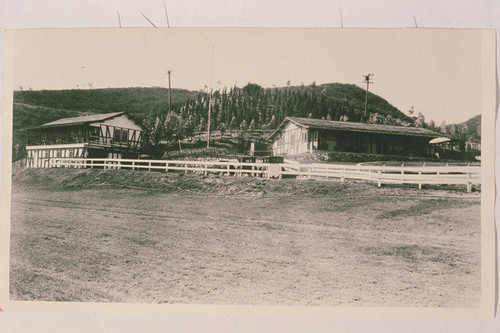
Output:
[
  {"xmin": 34, "ymin": 112, "xmax": 125, "ymax": 129},
  {"xmin": 270, "ymin": 116, "xmax": 443, "ymax": 139}
]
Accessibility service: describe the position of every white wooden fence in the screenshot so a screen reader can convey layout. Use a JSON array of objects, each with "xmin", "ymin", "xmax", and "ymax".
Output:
[{"xmin": 47, "ymin": 157, "xmax": 481, "ymax": 192}]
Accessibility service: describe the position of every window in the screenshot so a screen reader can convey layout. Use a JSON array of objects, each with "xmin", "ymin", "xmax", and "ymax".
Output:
[
  {"xmin": 122, "ymin": 129, "xmax": 129, "ymax": 142},
  {"xmin": 114, "ymin": 128, "xmax": 122, "ymax": 142}
]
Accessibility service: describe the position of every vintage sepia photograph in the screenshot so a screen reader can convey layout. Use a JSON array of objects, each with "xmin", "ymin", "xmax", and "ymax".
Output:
[{"xmin": 1, "ymin": 28, "xmax": 495, "ymax": 315}]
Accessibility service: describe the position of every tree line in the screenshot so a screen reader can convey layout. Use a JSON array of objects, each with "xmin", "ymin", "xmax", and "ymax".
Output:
[
  {"xmin": 135, "ymin": 83, "xmax": 480, "ymax": 155},
  {"xmin": 142, "ymin": 83, "xmax": 411, "ymax": 150}
]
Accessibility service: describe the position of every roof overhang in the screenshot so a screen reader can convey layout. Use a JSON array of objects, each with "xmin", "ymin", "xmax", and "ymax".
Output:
[
  {"xmin": 268, "ymin": 117, "xmax": 308, "ymax": 140},
  {"xmin": 269, "ymin": 116, "xmax": 441, "ymax": 140},
  {"xmin": 429, "ymin": 137, "xmax": 451, "ymax": 144},
  {"xmin": 25, "ymin": 111, "xmax": 126, "ymax": 131}
]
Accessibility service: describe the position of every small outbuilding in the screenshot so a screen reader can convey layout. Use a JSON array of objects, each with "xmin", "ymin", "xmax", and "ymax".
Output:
[
  {"xmin": 24, "ymin": 112, "xmax": 142, "ymax": 168},
  {"xmin": 269, "ymin": 116, "xmax": 443, "ymax": 158}
]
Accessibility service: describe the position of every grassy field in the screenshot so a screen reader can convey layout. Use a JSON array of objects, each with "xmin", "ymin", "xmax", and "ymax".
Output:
[{"xmin": 9, "ymin": 169, "xmax": 481, "ymax": 307}]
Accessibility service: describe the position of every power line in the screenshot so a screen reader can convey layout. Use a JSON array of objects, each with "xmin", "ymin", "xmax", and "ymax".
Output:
[
  {"xmin": 141, "ymin": 12, "xmax": 157, "ymax": 28},
  {"xmin": 339, "ymin": 6, "xmax": 344, "ymax": 28},
  {"xmin": 163, "ymin": 1, "xmax": 170, "ymax": 27},
  {"xmin": 117, "ymin": 11, "xmax": 122, "ymax": 28}
]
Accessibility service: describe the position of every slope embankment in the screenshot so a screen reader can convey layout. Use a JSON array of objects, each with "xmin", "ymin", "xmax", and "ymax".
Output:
[{"xmin": 12, "ymin": 168, "xmax": 478, "ymax": 199}]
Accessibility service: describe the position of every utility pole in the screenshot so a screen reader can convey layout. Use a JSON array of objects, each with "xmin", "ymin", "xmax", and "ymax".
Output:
[
  {"xmin": 167, "ymin": 70, "xmax": 172, "ymax": 112},
  {"xmin": 363, "ymin": 74, "xmax": 374, "ymax": 119},
  {"xmin": 207, "ymin": 47, "xmax": 214, "ymax": 149}
]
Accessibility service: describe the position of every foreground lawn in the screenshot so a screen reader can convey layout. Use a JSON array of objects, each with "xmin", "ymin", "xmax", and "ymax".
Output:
[{"xmin": 9, "ymin": 169, "xmax": 481, "ymax": 307}]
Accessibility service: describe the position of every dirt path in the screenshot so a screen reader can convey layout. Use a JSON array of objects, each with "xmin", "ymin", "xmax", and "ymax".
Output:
[{"xmin": 9, "ymin": 172, "xmax": 481, "ymax": 307}]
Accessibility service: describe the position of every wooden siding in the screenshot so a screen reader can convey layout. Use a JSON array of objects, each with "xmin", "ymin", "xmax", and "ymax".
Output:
[
  {"xmin": 272, "ymin": 122, "xmax": 311, "ymax": 156},
  {"xmin": 272, "ymin": 122, "xmax": 436, "ymax": 157},
  {"xmin": 26, "ymin": 143, "xmax": 88, "ymax": 168}
]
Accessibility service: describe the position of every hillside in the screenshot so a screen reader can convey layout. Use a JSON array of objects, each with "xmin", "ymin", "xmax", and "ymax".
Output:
[
  {"xmin": 13, "ymin": 83, "xmax": 410, "ymax": 131},
  {"xmin": 13, "ymin": 103, "xmax": 87, "ymax": 130},
  {"xmin": 14, "ymin": 87, "xmax": 198, "ymax": 125},
  {"xmin": 444, "ymin": 115, "xmax": 481, "ymax": 143},
  {"xmin": 279, "ymin": 83, "xmax": 411, "ymax": 122},
  {"xmin": 12, "ymin": 83, "xmax": 414, "ymax": 160}
]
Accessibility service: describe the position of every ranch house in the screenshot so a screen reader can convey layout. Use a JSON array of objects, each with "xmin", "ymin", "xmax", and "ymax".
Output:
[
  {"xmin": 24, "ymin": 112, "xmax": 142, "ymax": 168},
  {"xmin": 269, "ymin": 117, "xmax": 443, "ymax": 158}
]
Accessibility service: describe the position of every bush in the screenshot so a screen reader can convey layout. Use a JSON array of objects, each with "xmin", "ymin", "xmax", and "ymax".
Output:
[{"xmin": 300, "ymin": 151, "xmax": 430, "ymax": 163}]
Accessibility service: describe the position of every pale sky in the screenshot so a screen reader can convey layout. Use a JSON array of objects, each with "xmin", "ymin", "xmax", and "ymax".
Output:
[{"xmin": 12, "ymin": 28, "xmax": 485, "ymax": 124}]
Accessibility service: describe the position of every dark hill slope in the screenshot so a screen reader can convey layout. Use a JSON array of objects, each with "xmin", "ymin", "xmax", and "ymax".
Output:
[
  {"xmin": 14, "ymin": 87, "xmax": 198, "ymax": 124},
  {"xmin": 445, "ymin": 115, "xmax": 481, "ymax": 143},
  {"xmin": 13, "ymin": 83, "xmax": 410, "ymax": 130},
  {"xmin": 13, "ymin": 103, "xmax": 87, "ymax": 130},
  {"xmin": 281, "ymin": 83, "xmax": 411, "ymax": 122}
]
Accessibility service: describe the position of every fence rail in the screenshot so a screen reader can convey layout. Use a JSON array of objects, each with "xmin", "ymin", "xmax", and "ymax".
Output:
[{"xmin": 46, "ymin": 157, "xmax": 481, "ymax": 192}]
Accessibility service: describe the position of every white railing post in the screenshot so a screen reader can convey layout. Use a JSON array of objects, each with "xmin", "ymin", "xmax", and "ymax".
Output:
[
  {"xmin": 377, "ymin": 170, "xmax": 382, "ymax": 187},
  {"xmin": 418, "ymin": 171, "xmax": 422, "ymax": 189},
  {"xmin": 227, "ymin": 164, "xmax": 230, "ymax": 176},
  {"xmin": 185, "ymin": 163, "xmax": 188, "ymax": 174},
  {"xmin": 148, "ymin": 162, "xmax": 151, "ymax": 172},
  {"xmin": 341, "ymin": 168, "xmax": 345, "ymax": 183},
  {"xmin": 165, "ymin": 162, "xmax": 169, "ymax": 172},
  {"xmin": 466, "ymin": 171, "xmax": 472, "ymax": 193}
]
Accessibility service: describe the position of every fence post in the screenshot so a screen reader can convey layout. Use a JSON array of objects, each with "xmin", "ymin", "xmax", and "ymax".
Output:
[
  {"xmin": 466, "ymin": 171, "xmax": 472, "ymax": 193},
  {"xmin": 418, "ymin": 171, "xmax": 422, "ymax": 189},
  {"xmin": 165, "ymin": 162, "xmax": 169, "ymax": 173},
  {"xmin": 341, "ymin": 168, "xmax": 345, "ymax": 183},
  {"xmin": 227, "ymin": 164, "xmax": 230, "ymax": 176},
  {"xmin": 401, "ymin": 170, "xmax": 404, "ymax": 183},
  {"xmin": 377, "ymin": 170, "xmax": 381, "ymax": 187},
  {"xmin": 185, "ymin": 163, "xmax": 188, "ymax": 174},
  {"xmin": 90, "ymin": 159, "xmax": 93, "ymax": 169},
  {"xmin": 204, "ymin": 164, "xmax": 208, "ymax": 175},
  {"xmin": 148, "ymin": 162, "xmax": 151, "ymax": 172}
]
